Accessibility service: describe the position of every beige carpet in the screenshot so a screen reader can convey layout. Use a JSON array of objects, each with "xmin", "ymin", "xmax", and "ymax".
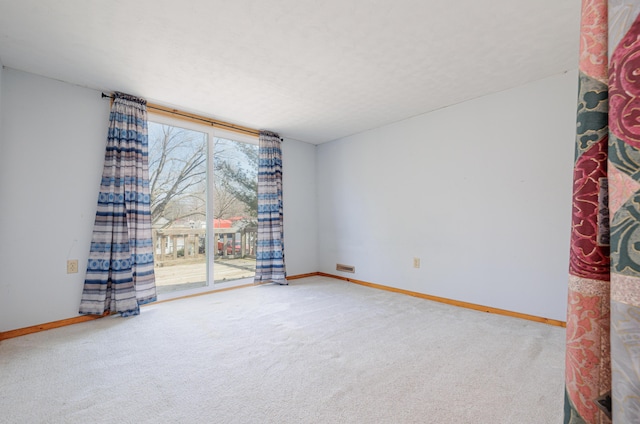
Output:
[{"xmin": 0, "ymin": 276, "xmax": 565, "ymax": 423}]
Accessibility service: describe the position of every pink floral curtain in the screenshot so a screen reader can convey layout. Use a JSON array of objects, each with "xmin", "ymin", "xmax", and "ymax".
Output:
[{"xmin": 565, "ymin": 1, "xmax": 640, "ymax": 422}]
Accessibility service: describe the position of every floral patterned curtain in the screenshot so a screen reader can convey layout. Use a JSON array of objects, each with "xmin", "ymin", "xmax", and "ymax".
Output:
[
  {"xmin": 565, "ymin": 1, "xmax": 640, "ymax": 422},
  {"xmin": 79, "ymin": 92, "xmax": 157, "ymax": 316}
]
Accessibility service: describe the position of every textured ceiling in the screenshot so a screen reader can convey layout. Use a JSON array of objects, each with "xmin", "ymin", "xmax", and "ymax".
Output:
[{"xmin": 0, "ymin": 0, "xmax": 580, "ymax": 144}]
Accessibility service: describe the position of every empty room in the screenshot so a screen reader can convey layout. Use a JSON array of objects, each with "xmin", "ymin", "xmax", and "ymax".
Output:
[{"xmin": 1, "ymin": 1, "xmax": 638, "ymax": 423}]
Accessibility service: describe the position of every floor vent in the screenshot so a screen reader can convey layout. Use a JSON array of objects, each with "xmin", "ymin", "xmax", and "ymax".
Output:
[{"xmin": 336, "ymin": 264, "xmax": 355, "ymax": 273}]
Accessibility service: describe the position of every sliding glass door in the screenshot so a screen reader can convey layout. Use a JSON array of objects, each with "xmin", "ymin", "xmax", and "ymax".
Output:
[
  {"xmin": 148, "ymin": 115, "xmax": 258, "ymax": 297},
  {"xmin": 211, "ymin": 137, "xmax": 258, "ymax": 284}
]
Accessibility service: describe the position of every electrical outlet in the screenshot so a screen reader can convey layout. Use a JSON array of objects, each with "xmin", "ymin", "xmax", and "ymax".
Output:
[
  {"xmin": 413, "ymin": 257, "xmax": 420, "ymax": 268},
  {"xmin": 67, "ymin": 259, "xmax": 78, "ymax": 274}
]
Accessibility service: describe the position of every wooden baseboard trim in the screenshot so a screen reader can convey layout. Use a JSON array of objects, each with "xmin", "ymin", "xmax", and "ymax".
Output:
[
  {"xmin": 286, "ymin": 272, "xmax": 321, "ymax": 280},
  {"xmin": 0, "ymin": 275, "xmax": 325, "ymax": 341},
  {"xmin": 0, "ymin": 312, "xmax": 111, "ymax": 341},
  {"xmin": 317, "ymin": 272, "xmax": 566, "ymax": 328},
  {"xmin": 0, "ymin": 282, "xmax": 259, "ymax": 342}
]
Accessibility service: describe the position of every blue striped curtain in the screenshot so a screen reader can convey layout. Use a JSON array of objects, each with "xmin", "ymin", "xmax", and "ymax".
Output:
[
  {"xmin": 79, "ymin": 92, "xmax": 157, "ymax": 317},
  {"xmin": 254, "ymin": 131, "xmax": 287, "ymax": 285}
]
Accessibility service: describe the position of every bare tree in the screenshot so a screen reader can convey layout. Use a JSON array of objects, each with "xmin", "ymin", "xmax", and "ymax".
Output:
[
  {"xmin": 148, "ymin": 124, "xmax": 259, "ymax": 227},
  {"xmin": 148, "ymin": 124, "xmax": 206, "ymax": 227},
  {"xmin": 213, "ymin": 177, "xmax": 245, "ymax": 219}
]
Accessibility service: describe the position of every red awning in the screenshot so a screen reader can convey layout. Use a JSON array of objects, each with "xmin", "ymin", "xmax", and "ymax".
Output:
[{"xmin": 213, "ymin": 219, "xmax": 232, "ymax": 228}]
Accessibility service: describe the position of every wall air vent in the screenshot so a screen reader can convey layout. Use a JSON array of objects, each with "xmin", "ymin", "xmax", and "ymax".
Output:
[{"xmin": 336, "ymin": 264, "xmax": 355, "ymax": 273}]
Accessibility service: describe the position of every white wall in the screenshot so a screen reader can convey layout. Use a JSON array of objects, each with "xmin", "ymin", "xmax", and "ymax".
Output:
[
  {"xmin": 283, "ymin": 138, "xmax": 318, "ymax": 276},
  {"xmin": 0, "ymin": 69, "xmax": 318, "ymax": 332},
  {"xmin": 0, "ymin": 60, "xmax": 4, "ymax": 156},
  {"xmin": 0, "ymin": 69, "xmax": 109, "ymax": 332},
  {"xmin": 317, "ymin": 71, "xmax": 577, "ymax": 321}
]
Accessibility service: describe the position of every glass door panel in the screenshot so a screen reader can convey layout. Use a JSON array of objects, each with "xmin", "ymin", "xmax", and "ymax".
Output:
[
  {"xmin": 148, "ymin": 116, "xmax": 259, "ymax": 297},
  {"xmin": 148, "ymin": 121, "xmax": 208, "ymax": 294},
  {"xmin": 212, "ymin": 137, "xmax": 258, "ymax": 285}
]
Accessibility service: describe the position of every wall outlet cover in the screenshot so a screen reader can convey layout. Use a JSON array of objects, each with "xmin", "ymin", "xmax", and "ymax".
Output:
[{"xmin": 67, "ymin": 259, "xmax": 79, "ymax": 274}]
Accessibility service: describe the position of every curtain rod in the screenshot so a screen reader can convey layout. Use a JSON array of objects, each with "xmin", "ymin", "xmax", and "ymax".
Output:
[{"xmin": 101, "ymin": 92, "xmax": 267, "ymax": 138}]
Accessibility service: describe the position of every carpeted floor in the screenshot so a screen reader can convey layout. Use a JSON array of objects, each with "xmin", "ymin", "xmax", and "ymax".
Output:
[{"xmin": 0, "ymin": 276, "xmax": 565, "ymax": 423}]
